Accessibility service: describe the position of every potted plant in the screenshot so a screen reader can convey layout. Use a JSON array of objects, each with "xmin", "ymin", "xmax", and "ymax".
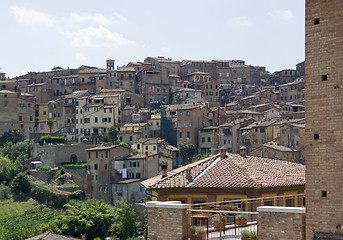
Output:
[
  {"xmin": 189, "ymin": 226, "xmax": 206, "ymax": 240},
  {"xmin": 213, "ymin": 214, "xmax": 227, "ymax": 229},
  {"xmin": 241, "ymin": 230, "xmax": 257, "ymax": 240},
  {"xmin": 235, "ymin": 214, "xmax": 248, "ymax": 226}
]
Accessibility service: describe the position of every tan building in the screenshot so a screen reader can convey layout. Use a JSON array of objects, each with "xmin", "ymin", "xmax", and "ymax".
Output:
[
  {"xmin": 305, "ymin": 1, "xmax": 343, "ymax": 238},
  {"xmin": 161, "ymin": 104, "xmax": 210, "ymax": 150},
  {"xmin": 19, "ymin": 83, "xmax": 50, "ymax": 103},
  {"xmin": 148, "ymin": 113, "xmax": 161, "ymax": 138},
  {"xmin": 118, "ymin": 123, "xmax": 149, "ymax": 145},
  {"xmin": 249, "ymin": 144, "xmax": 302, "ymax": 164},
  {"xmin": 0, "ymin": 90, "xmax": 35, "ymax": 139},
  {"xmin": 278, "ymin": 78, "xmax": 305, "ymax": 104},
  {"xmin": 75, "ymin": 94, "xmax": 120, "ymax": 144},
  {"xmin": 240, "ymin": 119, "xmax": 278, "ymax": 153},
  {"xmin": 200, "ymin": 80, "xmax": 220, "ymax": 107},
  {"xmin": 171, "ymin": 88, "xmax": 204, "ymax": 105},
  {"xmin": 85, "ymin": 145, "xmax": 131, "ymax": 203},
  {"xmin": 198, "ymin": 126, "xmax": 219, "ymax": 154},
  {"xmin": 117, "ymin": 66, "xmax": 136, "ymax": 92}
]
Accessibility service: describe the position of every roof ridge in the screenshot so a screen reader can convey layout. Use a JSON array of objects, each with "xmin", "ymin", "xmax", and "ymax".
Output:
[
  {"xmin": 149, "ymin": 154, "xmax": 219, "ymax": 188},
  {"xmin": 186, "ymin": 155, "xmax": 222, "ymax": 188},
  {"xmin": 229, "ymin": 155, "xmax": 261, "ymax": 188}
]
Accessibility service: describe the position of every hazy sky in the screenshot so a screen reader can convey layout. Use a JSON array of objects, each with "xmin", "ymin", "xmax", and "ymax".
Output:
[{"xmin": 1, "ymin": 0, "xmax": 305, "ymax": 78}]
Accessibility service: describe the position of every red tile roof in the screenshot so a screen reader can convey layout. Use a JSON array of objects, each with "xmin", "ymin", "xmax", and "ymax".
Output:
[{"xmin": 142, "ymin": 153, "xmax": 305, "ymax": 190}]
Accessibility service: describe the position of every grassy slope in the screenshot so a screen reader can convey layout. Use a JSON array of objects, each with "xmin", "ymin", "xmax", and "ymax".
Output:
[{"xmin": 0, "ymin": 196, "xmax": 59, "ymax": 240}]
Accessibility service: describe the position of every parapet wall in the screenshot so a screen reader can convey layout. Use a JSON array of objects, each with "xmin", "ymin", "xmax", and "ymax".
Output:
[
  {"xmin": 146, "ymin": 201, "xmax": 190, "ymax": 240},
  {"xmin": 258, "ymin": 206, "xmax": 306, "ymax": 240}
]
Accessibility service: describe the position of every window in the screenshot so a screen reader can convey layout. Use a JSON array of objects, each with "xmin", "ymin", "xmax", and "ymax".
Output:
[
  {"xmin": 202, "ymin": 137, "xmax": 205, "ymax": 143},
  {"xmin": 19, "ymin": 116, "xmax": 22, "ymax": 121},
  {"xmin": 145, "ymin": 146, "xmax": 148, "ymax": 150},
  {"xmin": 96, "ymin": 152, "xmax": 98, "ymax": 158},
  {"xmin": 94, "ymin": 117, "xmax": 98, "ymax": 123},
  {"xmin": 153, "ymin": 146, "xmax": 156, "ymax": 151},
  {"xmin": 105, "ymin": 164, "xmax": 107, "ymax": 170},
  {"xmin": 129, "ymin": 136, "xmax": 133, "ymax": 141},
  {"xmin": 136, "ymin": 172, "xmax": 141, "ymax": 179},
  {"xmin": 179, "ymin": 132, "xmax": 182, "ymax": 138},
  {"xmin": 94, "ymin": 163, "xmax": 98, "ymax": 170},
  {"xmin": 187, "ymin": 131, "xmax": 190, "ymax": 138},
  {"xmin": 137, "ymin": 144, "xmax": 140, "ymax": 150},
  {"xmin": 105, "ymin": 151, "xmax": 108, "ymax": 158},
  {"xmin": 207, "ymin": 137, "xmax": 211, "ymax": 142}
]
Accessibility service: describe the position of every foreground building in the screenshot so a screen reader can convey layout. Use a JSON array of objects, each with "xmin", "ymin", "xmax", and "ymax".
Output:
[{"xmin": 142, "ymin": 148, "xmax": 305, "ymax": 205}]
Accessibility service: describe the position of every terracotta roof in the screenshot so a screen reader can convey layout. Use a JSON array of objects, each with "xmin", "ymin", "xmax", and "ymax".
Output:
[
  {"xmin": 142, "ymin": 153, "xmax": 305, "ymax": 190},
  {"xmin": 263, "ymin": 144, "xmax": 300, "ymax": 152}
]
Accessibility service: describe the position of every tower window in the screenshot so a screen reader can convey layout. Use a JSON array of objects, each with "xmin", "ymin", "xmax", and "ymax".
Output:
[
  {"xmin": 314, "ymin": 134, "xmax": 319, "ymax": 140},
  {"xmin": 321, "ymin": 191, "xmax": 327, "ymax": 198},
  {"xmin": 314, "ymin": 18, "xmax": 320, "ymax": 25},
  {"xmin": 321, "ymin": 75, "xmax": 327, "ymax": 81}
]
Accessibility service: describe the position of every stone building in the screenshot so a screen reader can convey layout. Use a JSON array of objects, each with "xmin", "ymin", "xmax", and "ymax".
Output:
[
  {"xmin": 278, "ymin": 78, "xmax": 305, "ymax": 104},
  {"xmin": 0, "ymin": 90, "xmax": 36, "ymax": 139},
  {"xmin": 305, "ymin": 1, "xmax": 343, "ymax": 239},
  {"xmin": 85, "ymin": 145, "xmax": 131, "ymax": 203},
  {"xmin": 117, "ymin": 66, "xmax": 136, "ymax": 92}
]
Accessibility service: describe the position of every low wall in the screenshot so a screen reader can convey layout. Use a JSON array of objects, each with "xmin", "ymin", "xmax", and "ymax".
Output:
[
  {"xmin": 258, "ymin": 206, "xmax": 306, "ymax": 240},
  {"xmin": 146, "ymin": 201, "xmax": 190, "ymax": 240}
]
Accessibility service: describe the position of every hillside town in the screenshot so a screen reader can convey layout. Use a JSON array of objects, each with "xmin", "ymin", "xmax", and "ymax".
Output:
[
  {"xmin": 0, "ymin": 57, "xmax": 306, "ymax": 204},
  {"xmin": 1, "ymin": 1, "xmax": 342, "ymax": 239}
]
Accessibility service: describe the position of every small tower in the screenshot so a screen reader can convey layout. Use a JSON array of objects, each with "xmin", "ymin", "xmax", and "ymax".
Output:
[{"xmin": 106, "ymin": 59, "xmax": 115, "ymax": 70}]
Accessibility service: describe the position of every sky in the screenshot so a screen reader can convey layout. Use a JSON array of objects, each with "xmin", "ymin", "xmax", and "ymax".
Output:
[{"xmin": 0, "ymin": 0, "xmax": 305, "ymax": 78}]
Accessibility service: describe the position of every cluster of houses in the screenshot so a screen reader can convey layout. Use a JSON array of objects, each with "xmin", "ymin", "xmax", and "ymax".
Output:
[{"xmin": 0, "ymin": 57, "xmax": 306, "ymax": 204}]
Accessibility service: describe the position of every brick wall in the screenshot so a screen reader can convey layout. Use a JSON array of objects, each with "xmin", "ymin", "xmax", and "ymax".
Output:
[
  {"xmin": 305, "ymin": 1, "xmax": 343, "ymax": 239},
  {"xmin": 146, "ymin": 201, "xmax": 190, "ymax": 240},
  {"xmin": 258, "ymin": 206, "xmax": 305, "ymax": 240}
]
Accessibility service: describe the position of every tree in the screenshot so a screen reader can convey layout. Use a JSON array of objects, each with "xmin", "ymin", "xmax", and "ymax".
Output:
[
  {"xmin": 51, "ymin": 199, "xmax": 141, "ymax": 240},
  {"xmin": 11, "ymin": 172, "xmax": 30, "ymax": 194},
  {"xmin": 107, "ymin": 126, "xmax": 118, "ymax": 144},
  {"xmin": 0, "ymin": 154, "xmax": 22, "ymax": 183},
  {"xmin": 111, "ymin": 199, "xmax": 139, "ymax": 239},
  {"xmin": 179, "ymin": 143, "xmax": 196, "ymax": 164},
  {"xmin": 51, "ymin": 199, "xmax": 116, "ymax": 240},
  {"xmin": 46, "ymin": 118, "xmax": 54, "ymax": 134}
]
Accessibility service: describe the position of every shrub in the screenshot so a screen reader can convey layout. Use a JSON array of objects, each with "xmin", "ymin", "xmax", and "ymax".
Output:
[
  {"xmin": 241, "ymin": 230, "xmax": 257, "ymax": 239},
  {"xmin": 11, "ymin": 172, "xmax": 31, "ymax": 194},
  {"xmin": 39, "ymin": 135, "xmax": 65, "ymax": 145},
  {"xmin": 38, "ymin": 165, "xmax": 51, "ymax": 172},
  {"xmin": 0, "ymin": 183, "xmax": 11, "ymax": 199},
  {"xmin": 190, "ymin": 226, "xmax": 205, "ymax": 234},
  {"xmin": 235, "ymin": 214, "xmax": 247, "ymax": 220}
]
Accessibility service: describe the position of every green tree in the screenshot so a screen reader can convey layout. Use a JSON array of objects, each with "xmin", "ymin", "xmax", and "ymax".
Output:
[
  {"xmin": 179, "ymin": 143, "xmax": 196, "ymax": 164},
  {"xmin": 0, "ymin": 128, "xmax": 23, "ymax": 145},
  {"xmin": 11, "ymin": 172, "xmax": 31, "ymax": 194},
  {"xmin": 46, "ymin": 118, "xmax": 54, "ymax": 134},
  {"xmin": 111, "ymin": 199, "xmax": 139, "ymax": 239},
  {"xmin": 107, "ymin": 126, "xmax": 118, "ymax": 144},
  {"xmin": 51, "ymin": 199, "xmax": 116, "ymax": 240},
  {"xmin": 0, "ymin": 154, "xmax": 22, "ymax": 183}
]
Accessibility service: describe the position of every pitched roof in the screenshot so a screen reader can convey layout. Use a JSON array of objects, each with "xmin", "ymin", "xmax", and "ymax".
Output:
[
  {"xmin": 142, "ymin": 153, "xmax": 305, "ymax": 190},
  {"xmin": 26, "ymin": 232, "xmax": 80, "ymax": 240}
]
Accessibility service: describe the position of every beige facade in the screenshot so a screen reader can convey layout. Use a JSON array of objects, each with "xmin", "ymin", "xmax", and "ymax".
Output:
[
  {"xmin": 117, "ymin": 66, "xmax": 136, "ymax": 92},
  {"xmin": 198, "ymin": 127, "xmax": 219, "ymax": 154},
  {"xmin": 118, "ymin": 123, "xmax": 149, "ymax": 145},
  {"xmin": 85, "ymin": 145, "xmax": 130, "ymax": 203},
  {"xmin": 278, "ymin": 79, "xmax": 305, "ymax": 104},
  {"xmin": 0, "ymin": 90, "xmax": 36, "ymax": 139},
  {"xmin": 75, "ymin": 95, "xmax": 120, "ymax": 144}
]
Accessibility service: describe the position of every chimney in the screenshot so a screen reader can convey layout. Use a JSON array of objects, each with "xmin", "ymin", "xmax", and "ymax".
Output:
[
  {"xmin": 185, "ymin": 167, "xmax": 192, "ymax": 182},
  {"xmin": 220, "ymin": 146, "xmax": 227, "ymax": 159},
  {"xmin": 161, "ymin": 161, "xmax": 168, "ymax": 178},
  {"xmin": 240, "ymin": 146, "xmax": 247, "ymax": 158},
  {"xmin": 81, "ymin": 234, "xmax": 86, "ymax": 240}
]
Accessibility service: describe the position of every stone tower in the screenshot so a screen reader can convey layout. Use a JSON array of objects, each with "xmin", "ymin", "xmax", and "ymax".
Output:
[{"xmin": 305, "ymin": 0, "xmax": 343, "ymax": 239}]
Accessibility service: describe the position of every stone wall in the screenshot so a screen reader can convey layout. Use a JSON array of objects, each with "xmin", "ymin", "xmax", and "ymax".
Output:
[
  {"xmin": 258, "ymin": 206, "xmax": 305, "ymax": 240},
  {"xmin": 146, "ymin": 201, "xmax": 190, "ymax": 240}
]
